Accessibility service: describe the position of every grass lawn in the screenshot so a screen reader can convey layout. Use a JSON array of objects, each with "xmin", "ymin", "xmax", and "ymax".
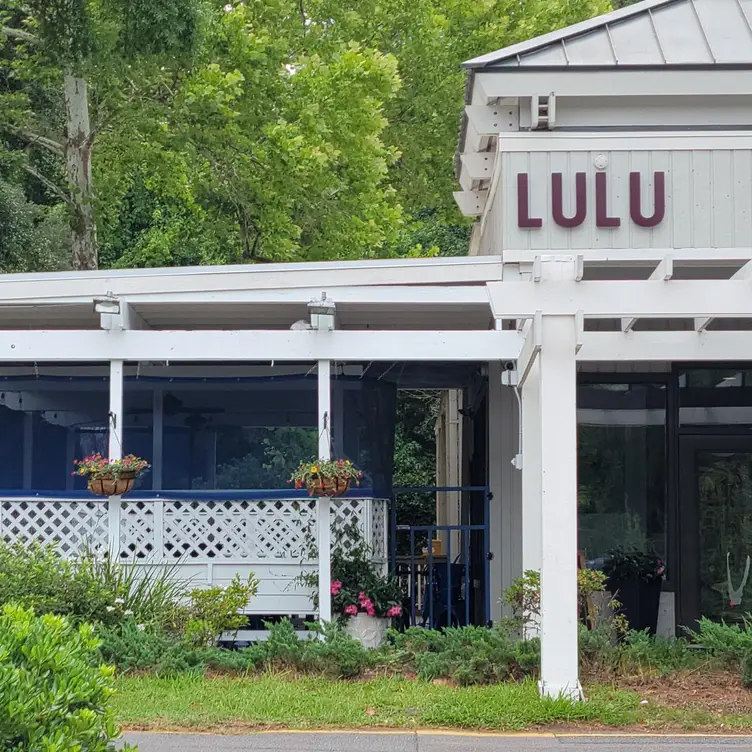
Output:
[{"xmin": 113, "ymin": 675, "xmax": 752, "ymax": 733}]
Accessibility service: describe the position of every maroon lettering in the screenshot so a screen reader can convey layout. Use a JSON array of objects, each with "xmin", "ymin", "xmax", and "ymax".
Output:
[
  {"xmin": 630, "ymin": 171, "xmax": 666, "ymax": 228},
  {"xmin": 552, "ymin": 172, "xmax": 587, "ymax": 228},
  {"xmin": 595, "ymin": 172, "xmax": 621, "ymax": 228},
  {"xmin": 517, "ymin": 173, "xmax": 543, "ymax": 228}
]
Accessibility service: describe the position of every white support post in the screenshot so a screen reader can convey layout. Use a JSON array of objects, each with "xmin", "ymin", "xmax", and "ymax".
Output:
[
  {"xmin": 108, "ymin": 360, "xmax": 124, "ymax": 558},
  {"xmin": 152, "ymin": 389, "xmax": 163, "ymax": 491},
  {"xmin": 317, "ymin": 358, "xmax": 332, "ymax": 624},
  {"xmin": 538, "ymin": 315, "xmax": 581, "ymax": 701}
]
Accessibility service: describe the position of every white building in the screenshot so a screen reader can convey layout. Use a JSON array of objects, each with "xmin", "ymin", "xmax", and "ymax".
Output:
[{"xmin": 2, "ymin": 0, "xmax": 752, "ymax": 700}]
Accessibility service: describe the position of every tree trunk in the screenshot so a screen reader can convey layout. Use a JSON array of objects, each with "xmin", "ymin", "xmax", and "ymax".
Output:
[{"xmin": 63, "ymin": 72, "xmax": 97, "ymax": 270}]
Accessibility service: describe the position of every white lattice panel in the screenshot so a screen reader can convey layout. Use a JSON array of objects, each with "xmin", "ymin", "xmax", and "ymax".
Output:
[
  {"xmin": 0, "ymin": 499, "xmax": 108, "ymax": 556},
  {"xmin": 120, "ymin": 501, "xmax": 156, "ymax": 560},
  {"xmin": 161, "ymin": 499, "xmax": 316, "ymax": 560},
  {"xmin": 370, "ymin": 499, "xmax": 388, "ymax": 563}
]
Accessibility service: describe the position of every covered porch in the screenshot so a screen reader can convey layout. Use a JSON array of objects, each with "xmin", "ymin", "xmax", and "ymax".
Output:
[{"xmin": 0, "ymin": 256, "xmax": 520, "ymax": 634}]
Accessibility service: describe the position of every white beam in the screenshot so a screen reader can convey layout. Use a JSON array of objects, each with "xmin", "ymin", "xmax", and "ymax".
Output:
[
  {"xmin": 621, "ymin": 255, "xmax": 674, "ymax": 332},
  {"xmin": 460, "ymin": 152, "xmax": 496, "ymax": 181},
  {"xmin": 488, "ymin": 280, "xmax": 752, "ymax": 319},
  {"xmin": 503, "ymin": 248, "xmax": 752, "ymax": 265},
  {"xmin": 0, "ymin": 258, "xmax": 505, "ymax": 304},
  {"xmin": 0, "ymin": 329, "xmax": 523, "ymax": 363},
  {"xmin": 465, "ymin": 101, "xmax": 518, "ymax": 135},
  {"xmin": 101, "ymin": 300, "xmax": 150, "ymax": 330},
  {"xmin": 477, "ymin": 69, "xmax": 752, "ymax": 98},
  {"xmin": 579, "ymin": 331, "xmax": 752, "ymax": 362},
  {"xmin": 453, "ymin": 190, "xmax": 488, "ymax": 217},
  {"xmin": 695, "ymin": 261, "xmax": 752, "ymax": 331},
  {"xmin": 517, "ymin": 312, "xmax": 542, "ymax": 388}
]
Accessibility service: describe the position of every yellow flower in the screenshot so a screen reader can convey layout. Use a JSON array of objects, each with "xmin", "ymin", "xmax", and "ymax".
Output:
[
  {"xmin": 345, "ymin": 460, "xmax": 351, "ymax": 465},
  {"xmin": 310, "ymin": 466, "xmax": 318, "ymax": 474}
]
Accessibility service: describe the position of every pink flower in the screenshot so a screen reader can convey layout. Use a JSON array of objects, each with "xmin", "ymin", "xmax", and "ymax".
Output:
[
  {"xmin": 344, "ymin": 604, "xmax": 358, "ymax": 616},
  {"xmin": 386, "ymin": 606, "xmax": 402, "ymax": 617},
  {"xmin": 366, "ymin": 606, "xmax": 376, "ymax": 617},
  {"xmin": 358, "ymin": 592, "xmax": 367, "ymax": 602},
  {"xmin": 330, "ymin": 580, "xmax": 343, "ymax": 596}
]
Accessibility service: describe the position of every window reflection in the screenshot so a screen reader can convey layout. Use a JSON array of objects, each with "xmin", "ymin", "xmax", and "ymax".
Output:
[{"xmin": 577, "ymin": 382, "xmax": 667, "ymax": 564}]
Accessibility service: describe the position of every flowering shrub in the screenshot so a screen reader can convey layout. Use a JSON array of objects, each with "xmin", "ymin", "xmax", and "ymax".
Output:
[
  {"xmin": 73, "ymin": 453, "xmax": 150, "ymax": 480},
  {"xmin": 289, "ymin": 458, "xmax": 362, "ymax": 490}
]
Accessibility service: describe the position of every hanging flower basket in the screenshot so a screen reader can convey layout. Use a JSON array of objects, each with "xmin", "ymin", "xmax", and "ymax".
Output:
[
  {"xmin": 308, "ymin": 476, "xmax": 350, "ymax": 497},
  {"xmin": 88, "ymin": 472, "xmax": 136, "ymax": 497},
  {"xmin": 73, "ymin": 455, "xmax": 150, "ymax": 497},
  {"xmin": 289, "ymin": 458, "xmax": 363, "ymax": 498}
]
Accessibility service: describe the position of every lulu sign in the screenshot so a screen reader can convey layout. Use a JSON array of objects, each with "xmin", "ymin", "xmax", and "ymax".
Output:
[{"xmin": 517, "ymin": 171, "xmax": 666, "ymax": 229}]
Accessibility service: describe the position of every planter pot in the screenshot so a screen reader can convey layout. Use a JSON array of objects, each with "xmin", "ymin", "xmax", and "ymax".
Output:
[
  {"xmin": 88, "ymin": 472, "xmax": 136, "ymax": 497},
  {"xmin": 307, "ymin": 476, "xmax": 350, "ymax": 497},
  {"xmin": 343, "ymin": 613, "xmax": 388, "ymax": 649},
  {"xmin": 607, "ymin": 577, "xmax": 662, "ymax": 636}
]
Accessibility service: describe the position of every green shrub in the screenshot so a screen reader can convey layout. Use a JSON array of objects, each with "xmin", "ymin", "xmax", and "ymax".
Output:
[
  {"xmin": 688, "ymin": 616, "xmax": 752, "ymax": 665},
  {"xmin": 185, "ymin": 574, "xmax": 259, "ymax": 646},
  {"xmin": 98, "ymin": 617, "xmax": 177, "ymax": 671},
  {"xmin": 742, "ymin": 651, "xmax": 752, "ymax": 688},
  {"xmin": 303, "ymin": 621, "xmax": 370, "ymax": 678},
  {"xmin": 0, "ymin": 541, "xmax": 186, "ymax": 631},
  {"xmin": 0, "ymin": 603, "xmax": 134, "ymax": 751},
  {"xmin": 389, "ymin": 625, "xmax": 538, "ymax": 685}
]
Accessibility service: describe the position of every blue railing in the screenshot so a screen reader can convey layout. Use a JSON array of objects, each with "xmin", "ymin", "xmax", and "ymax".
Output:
[{"xmin": 390, "ymin": 486, "xmax": 491, "ymax": 629}]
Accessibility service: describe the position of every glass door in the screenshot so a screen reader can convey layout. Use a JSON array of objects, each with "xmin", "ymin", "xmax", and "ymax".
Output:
[{"xmin": 679, "ymin": 437, "xmax": 752, "ymax": 627}]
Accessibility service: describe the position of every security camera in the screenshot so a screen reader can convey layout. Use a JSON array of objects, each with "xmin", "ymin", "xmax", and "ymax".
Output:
[{"xmin": 504, "ymin": 361, "xmax": 517, "ymax": 372}]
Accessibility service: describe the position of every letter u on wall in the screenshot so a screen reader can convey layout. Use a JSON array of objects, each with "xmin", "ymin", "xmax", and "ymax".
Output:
[{"xmin": 630, "ymin": 172, "xmax": 666, "ymax": 228}]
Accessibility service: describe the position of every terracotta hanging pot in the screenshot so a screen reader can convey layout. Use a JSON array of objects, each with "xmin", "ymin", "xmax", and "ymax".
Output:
[
  {"xmin": 306, "ymin": 476, "xmax": 350, "ymax": 497},
  {"xmin": 88, "ymin": 471, "xmax": 136, "ymax": 497}
]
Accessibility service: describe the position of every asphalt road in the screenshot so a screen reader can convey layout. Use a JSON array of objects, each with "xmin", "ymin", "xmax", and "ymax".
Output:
[{"xmin": 122, "ymin": 731, "xmax": 752, "ymax": 752}]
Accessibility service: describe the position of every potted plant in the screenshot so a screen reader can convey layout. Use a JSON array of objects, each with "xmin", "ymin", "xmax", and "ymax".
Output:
[
  {"xmin": 602, "ymin": 548, "xmax": 665, "ymax": 635},
  {"xmin": 300, "ymin": 521, "xmax": 403, "ymax": 648},
  {"xmin": 73, "ymin": 454, "xmax": 150, "ymax": 497},
  {"xmin": 289, "ymin": 458, "xmax": 363, "ymax": 497},
  {"xmin": 330, "ymin": 544, "xmax": 403, "ymax": 649}
]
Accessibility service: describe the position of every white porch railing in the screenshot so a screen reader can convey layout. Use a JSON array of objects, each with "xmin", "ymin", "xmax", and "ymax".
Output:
[{"xmin": 0, "ymin": 495, "xmax": 388, "ymax": 616}]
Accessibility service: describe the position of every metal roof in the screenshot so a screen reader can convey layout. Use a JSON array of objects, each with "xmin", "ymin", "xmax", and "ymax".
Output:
[{"xmin": 464, "ymin": 0, "xmax": 752, "ymax": 69}]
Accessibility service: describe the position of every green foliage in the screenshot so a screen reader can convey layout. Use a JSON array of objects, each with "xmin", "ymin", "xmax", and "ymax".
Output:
[
  {"xmin": 580, "ymin": 624, "xmax": 700, "ymax": 678},
  {"xmin": 603, "ymin": 549, "xmax": 666, "ymax": 582},
  {"xmin": 0, "ymin": 540, "xmax": 187, "ymax": 630},
  {"xmin": 687, "ymin": 616, "xmax": 752, "ymax": 665},
  {"xmin": 0, "ymin": 179, "xmax": 69, "ymax": 273},
  {"xmin": 97, "ymin": 618, "xmax": 176, "ymax": 672},
  {"xmin": 0, "ymin": 603, "xmax": 134, "ymax": 751},
  {"xmin": 742, "ymin": 651, "xmax": 752, "ymax": 688},
  {"xmin": 389, "ymin": 625, "xmax": 539, "ymax": 685},
  {"xmin": 185, "ymin": 574, "xmax": 258, "ymax": 647}
]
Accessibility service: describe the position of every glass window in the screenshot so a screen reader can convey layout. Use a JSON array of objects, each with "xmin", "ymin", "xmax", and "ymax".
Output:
[
  {"xmin": 680, "ymin": 369, "xmax": 752, "ymax": 428},
  {"xmin": 578, "ymin": 382, "xmax": 667, "ymax": 564},
  {"xmin": 0, "ymin": 365, "xmax": 109, "ymax": 492}
]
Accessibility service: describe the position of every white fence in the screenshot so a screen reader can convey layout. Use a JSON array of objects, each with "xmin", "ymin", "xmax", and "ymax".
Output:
[{"xmin": 0, "ymin": 495, "xmax": 389, "ymax": 616}]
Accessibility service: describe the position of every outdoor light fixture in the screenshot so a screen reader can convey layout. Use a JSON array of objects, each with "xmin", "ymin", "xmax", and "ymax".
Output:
[
  {"xmin": 307, "ymin": 292, "xmax": 335, "ymax": 317},
  {"xmin": 93, "ymin": 296, "xmax": 120, "ymax": 315}
]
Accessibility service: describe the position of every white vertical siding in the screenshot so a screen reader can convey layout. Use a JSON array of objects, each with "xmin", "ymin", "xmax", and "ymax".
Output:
[{"xmin": 501, "ymin": 148, "xmax": 752, "ymax": 253}]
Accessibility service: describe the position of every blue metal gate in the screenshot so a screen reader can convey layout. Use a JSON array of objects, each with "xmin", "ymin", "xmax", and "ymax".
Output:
[{"xmin": 390, "ymin": 486, "xmax": 492, "ymax": 629}]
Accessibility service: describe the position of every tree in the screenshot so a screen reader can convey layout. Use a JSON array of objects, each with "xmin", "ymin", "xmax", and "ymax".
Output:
[{"xmin": 0, "ymin": 0, "xmax": 202, "ymax": 269}]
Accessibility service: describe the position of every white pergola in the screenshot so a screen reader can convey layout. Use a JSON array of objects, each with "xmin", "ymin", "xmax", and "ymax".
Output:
[{"xmin": 4, "ymin": 252, "xmax": 752, "ymax": 696}]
